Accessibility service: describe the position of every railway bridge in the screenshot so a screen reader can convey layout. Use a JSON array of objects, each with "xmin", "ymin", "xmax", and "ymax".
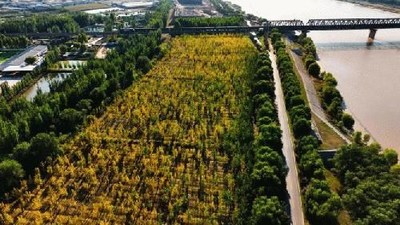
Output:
[
  {"xmin": 163, "ymin": 18, "xmax": 400, "ymax": 39},
  {"xmin": 267, "ymin": 18, "xmax": 400, "ymax": 40},
  {"xmin": 5, "ymin": 18, "xmax": 400, "ymax": 41}
]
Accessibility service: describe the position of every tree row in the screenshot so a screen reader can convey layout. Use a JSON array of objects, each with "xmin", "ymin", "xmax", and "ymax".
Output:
[
  {"xmin": 297, "ymin": 35, "xmax": 354, "ymax": 131},
  {"xmin": 174, "ymin": 16, "xmax": 244, "ymax": 27},
  {"xmin": 271, "ymin": 30, "xmax": 341, "ymax": 225},
  {"xmin": 248, "ymin": 51, "xmax": 290, "ymax": 225}
]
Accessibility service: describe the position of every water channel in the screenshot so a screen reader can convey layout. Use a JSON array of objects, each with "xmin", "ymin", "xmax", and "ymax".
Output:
[
  {"xmin": 22, "ymin": 60, "xmax": 85, "ymax": 101},
  {"xmin": 23, "ymin": 73, "xmax": 71, "ymax": 101},
  {"xmin": 229, "ymin": 0, "xmax": 400, "ymax": 151}
]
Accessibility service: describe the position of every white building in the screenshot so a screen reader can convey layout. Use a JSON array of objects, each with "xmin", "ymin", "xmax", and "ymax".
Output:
[
  {"xmin": 118, "ymin": 2, "xmax": 154, "ymax": 9},
  {"xmin": 0, "ymin": 45, "xmax": 48, "ymax": 73}
]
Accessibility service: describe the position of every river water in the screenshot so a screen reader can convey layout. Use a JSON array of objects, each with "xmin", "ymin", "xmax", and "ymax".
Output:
[{"xmin": 229, "ymin": 0, "xmax": 400, "ymax": 151}]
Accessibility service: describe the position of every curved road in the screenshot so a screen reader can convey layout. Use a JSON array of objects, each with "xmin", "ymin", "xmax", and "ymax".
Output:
[{"xmin": 269, "ymin": 42, "xmax": 305, "ymax": 225}]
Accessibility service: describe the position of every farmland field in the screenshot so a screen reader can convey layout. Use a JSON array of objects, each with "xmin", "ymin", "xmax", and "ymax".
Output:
[{"xmin": 0, "ymin": 35, "xmax": 257, "ymax": 224}]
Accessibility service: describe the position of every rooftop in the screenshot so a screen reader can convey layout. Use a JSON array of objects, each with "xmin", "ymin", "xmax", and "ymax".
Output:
[
  {"xmin": 119, "ymin": 2, "xmax": 154, "ymax": 8},
  {"xmin": 0, "ymin": 45, "xmax": 48, "ymax": 73}
]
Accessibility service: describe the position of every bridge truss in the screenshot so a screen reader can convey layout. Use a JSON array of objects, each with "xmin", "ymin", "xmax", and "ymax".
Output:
[{"xmin": 268, "ymin": 18, "xmax": 400, "ymax": 30}]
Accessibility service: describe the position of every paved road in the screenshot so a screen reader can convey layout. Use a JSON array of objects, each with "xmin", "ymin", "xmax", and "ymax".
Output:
[
  {"xmin": 269, "ymin": 42, "xmax": 305, "ymax": 225},
  {"xmin": 166, "ymin": 8, "xmax": 175, "ymax": 28},
  {"xmin": 288, "ymin": 42, "xmax": 351, "ymax": 144},
  {"xmin": 290, "ymin": 48, "xmax": 327, "ymax": 121}
]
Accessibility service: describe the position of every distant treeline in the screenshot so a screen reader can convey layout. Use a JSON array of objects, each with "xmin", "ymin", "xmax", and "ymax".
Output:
[
  {"xmin": 0, "ymin": 35, "xmax": 29, "ymax": 48},
  {"xmin": 174, "ymin": 16, "xmax": 244, "ymax": 27},
  {"xmin": 0, "ymin": 12, "xmax": 104, "ymax": 33}
]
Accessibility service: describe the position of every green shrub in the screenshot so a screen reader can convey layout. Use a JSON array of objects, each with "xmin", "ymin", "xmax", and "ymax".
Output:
[
  {"xmin": 308, "ymin": 62, "xmax": 321, "ymax": 78},
  {"xmin": 341, "ymin": 113, "xmax": 355, "ymax": 130}
]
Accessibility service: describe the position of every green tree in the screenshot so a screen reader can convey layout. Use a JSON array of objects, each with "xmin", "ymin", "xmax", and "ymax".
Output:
[
  {"xmin": 383, "ymin": 149, "xmax": 398, "ymax": 166},
  {"xmin": 251, "ymin": 196, "xmax": 289, "ymax": 225},
  {"xmin": 308, "ymin": 62, "xmax": 321, "ymax": 77},
  {"xmin": 305, "ymin": 179, "xmax": 342, "ymax": 224},
  {"xmin": 342, "ymin": 113, "xmax": 355, "ymax": 130},
  {"xmin": 255, "ymin": 66, "xmax": 272, "ymax": 81},
  {"xmin": 343, "ymin": 177, "xmax": 400, "ymax": 225},
  {"xmin": 355, "ymin": 206, "xmax": 398, "ymax": 225},
  {"xmin": 304, "ymin": 55, "xmax": 316, "ymax": 69},
  {"xmin": 327, "ymin": 98, "xmax": 343, "ymax": 119},
  {"xmin": 77, "ymin": 33, "xmax": 88, "ymax": 44},
  {"xmin": 352, "ymin": 131, "xmax": 364, "ymax": 146},
  {"xmin": 390, "ymin": 164, "xmax": 400, "ymax": 173},
  {"xmin": 290, "ymin": 105, "xmax": 311, "ymax": 122},
  {"xmin": 12, "ymin": 142, "xmax": 31, "ymax": 171},
  {"xmin": 76, "ymin": 99, "xmax": 93, "ymax": 113},
  {"xmin": 297, "ymin": 135, "xmax": 320, "ymax": 155},
  {"xmin": 256, "ymin": 102, "xmax": 276, "ymax": 121},
  {"xmin": 0, "ymin": 119, "xmax": 19, "ymax": 155},
  {"xmin": 29, "ymin": 133, "xmax": 61, "ymax": 171},
  {"xmin": 58, "ymin": 108, "xmax": 83, "ymax": 133},
  {"xmin": 289, "ymin": 95, "xmax": 306, "ymax": 108},
  {"xmin": 322, "ymin": 72, "xmax": 338, "ymax": 86},
  {"xmin": 333, "ymin": 143, "xmax": 389, "ymax": 187},
  {"xmin": 253, "ymin": 94, "xmax": 272, "ymax": 109},
  {"xmin": 299, "ymin": 150, "xmax": 325, "ymax": 183},
  {"xmin": 136, "ymin": 56, "xmax": 152, "ymax": 74},
  {"xmin": 25, "ymin": 56, "xmax": 37, "ymax": 65},
  {"xmin": 256, "ymin": 124, "xmax": 282, "ymax": 151},
  {"xmin": 253, "ymin": 80, "xmax": 274, "ymax": 97},
  {"xmin": 0, "ymin": 159, "xmax": 25, "ymax": 195},
  {"xmin": 293, "ymin": 118, "xmax": 311, "ymax": 138}
]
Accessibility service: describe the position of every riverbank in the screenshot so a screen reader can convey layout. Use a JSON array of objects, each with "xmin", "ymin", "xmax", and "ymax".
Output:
[
  {"xmin": 9, "ymin": 74, "xmax": 44, "ymax": 101},
  {"xmin": 285, "ymin": 39, "xmax": 350, "ymax": 149},
  {"xmin": 316, "ymin": 61, "xmax": 377, "ymax": 144},
  {"xmin": 338, "ymin": 0, "xmax": 400, "ymax": 14}
]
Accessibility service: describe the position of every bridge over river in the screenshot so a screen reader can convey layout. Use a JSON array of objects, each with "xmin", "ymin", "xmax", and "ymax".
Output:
[{"xmin": 5, "ymin": 18, "xmax": 400, "ymax": 39}]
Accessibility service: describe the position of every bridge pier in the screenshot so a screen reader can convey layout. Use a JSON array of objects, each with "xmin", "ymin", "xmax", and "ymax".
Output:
[
  {"xmin": 301, "ymin": 30, "xmax": 309, "ymax": 37},
  {"xmin": 367, "ymin": 28, "xmax": 378, "ymax": 45},
  {"xmin": 369, "ymin": 28, "xmax": 378, "ymax": 39}
]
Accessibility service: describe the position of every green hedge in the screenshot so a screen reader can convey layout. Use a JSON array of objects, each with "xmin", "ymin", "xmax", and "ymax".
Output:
[
  {"xmin": 271, "ymin": 30, "xmax": 341, "ymax": 225},
  {"xmin": 174, "ymin": 16, "xmax": 244, "ymax": 27}
]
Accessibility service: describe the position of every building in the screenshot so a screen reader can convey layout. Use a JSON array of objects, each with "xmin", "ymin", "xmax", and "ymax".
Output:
[
  {"xmin": 0, "ymin": 45, "xmax": 48, "ymax": 74},
  {"xmin": 178, "ymin": 0, "xmax": 202, "ymax": 5},
  {"xmin": 116, "ymin": 2, "xmax": 154, "ymax": 9}
]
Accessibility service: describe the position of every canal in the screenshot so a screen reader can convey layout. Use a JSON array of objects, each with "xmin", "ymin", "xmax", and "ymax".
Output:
[
  {"xmin": 229, "ymin": 0, "xmax": 400, "ymax": 152},
  {"xmin": 22, "ymin": 73, "xmax": 71, "ymax": 101},
  {"xmin": 22, "ymin": 60, "xmax": 85, "ymax": 101}
]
